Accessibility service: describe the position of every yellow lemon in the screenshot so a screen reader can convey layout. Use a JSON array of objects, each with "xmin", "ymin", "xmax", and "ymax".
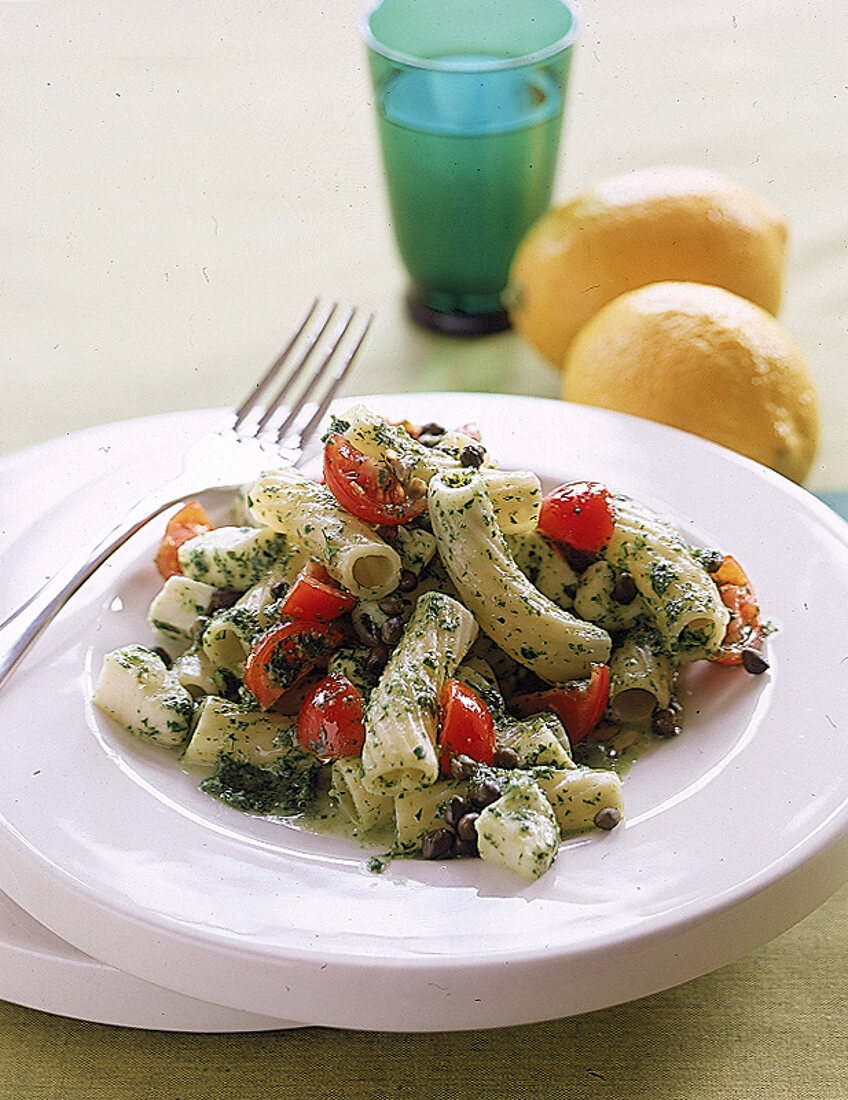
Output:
[
  {"xmin": 561, "ymin": 281, "xmax": 819, "ymax": 483},
  {"xmin": 506, "ymin": 165, "xmax": 788, "ymax": 366}
]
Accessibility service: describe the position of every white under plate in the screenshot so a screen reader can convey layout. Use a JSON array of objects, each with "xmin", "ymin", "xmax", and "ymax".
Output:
[
  {"xmin": 1, "ymin": 394, "xmax": 847, "ymax": 1032},
  {"xmin": 0, "ymin": 888, "xmax": 294, "ymax": 1031}
]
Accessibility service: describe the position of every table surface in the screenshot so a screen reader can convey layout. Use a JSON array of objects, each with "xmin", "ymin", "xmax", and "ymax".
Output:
[{"xmin": 2, "ymin": 1, "xmax": 846, "ymax": 1096}]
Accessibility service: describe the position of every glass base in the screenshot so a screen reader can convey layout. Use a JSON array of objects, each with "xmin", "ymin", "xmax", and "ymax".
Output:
[{"xmin": 406, "ymin": 287, "xmax": 511, "ymax": 337}]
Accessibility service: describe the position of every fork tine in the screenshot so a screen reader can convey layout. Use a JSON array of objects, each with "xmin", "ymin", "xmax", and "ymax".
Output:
[
  {"xmin": 233, "ymin": 298, "xmax": 319, "ymax": 429},
  {"xmin": 254, "ymin": 303, "xmax": 340, "ymax": 440},
  {"xmin": 289, "ymin": 309, "xmax": 374, "ymax": 449},
  {"xmin": 258, "ymin": 301, "xmax": 348, "ymax": 436},
  {"xmin": 232, "ymin": 299, "xmax": 371, "ymax": 456},
  {"xmin": 270, "ymin": 305, "xmax": 356, "ymax": 441},
  {"xmin": 280, "ymin": 304, "xmax": 357, "ymax": 420}
]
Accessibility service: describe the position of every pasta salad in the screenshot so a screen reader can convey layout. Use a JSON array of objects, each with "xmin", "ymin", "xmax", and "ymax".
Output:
[{"xmin": 93, "ymin": 404, "xmax": 768, "ymax": 880}]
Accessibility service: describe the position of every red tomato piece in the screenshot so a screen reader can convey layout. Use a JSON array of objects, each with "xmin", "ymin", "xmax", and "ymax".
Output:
[
  {"xmin": 296, "ymin": 673, "xmax": 366, "ymax": 760},
  {"xmin": 279, "ymin": 561, "xmax": 356, "ymax": 622},
  {"xmin": 508, "ymin": 663, "xmax": 611, "ymax": 745},
  {"xmin": 709, "ymin": 554, "xmax": 764, "ymax": 666},
  {"xmin": 270, "ymin": 670, "xmax": 329, "ymax": 716},
  {"xmin": 155, "ymin": 500, "xmax": 214, "ymax": 579},
  {"xmin": 438, "ymin": 679, "xmax": 496, "ymax": 775},
  {"xmin": 244, "ymin": 619, "xmax": 343, "ymax": 710},
  {"xmin": 323, "ymin": 432, "xmax": 428, "ymax": 527},
  {"xmin": 537, "ymin": 481, "xmax": 615, "ymax": 555}
]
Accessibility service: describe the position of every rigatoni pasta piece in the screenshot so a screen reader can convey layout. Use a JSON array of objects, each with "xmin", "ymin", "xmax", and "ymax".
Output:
[
  {"xmin": 428, "ymin": 469, "xmax": 611, "ymax": 683},
  {"xmin": 536, "ymin": 767, "xmax": 624, "ymax": 835},
  {"xmin": 475, "ymin": 773, "xmax": 560, "ymax": 880},
  {"xmin": 247, "ymin": 465, "xmax": 401, "ymax": 599},
  {"xmin": 608, "ymin": 628, "xmax": 676, "ymax": 722},
  {"xmin": 196, "ymin": 552, "xmax": 310, "ymax": 679},
  {"xmin": 235, "ymin": 554, "xmax": 309, "ymax": 623},
  {"xmin": 182, "ymin": 696, "xmax": 296, "ymax": 767},
  {"xmin": 196, "ymin": 554, "xmax": 316, "ymax": 681},
  {"xmin": 393, "ymin": 778, "xmax": 459, "ymax": 852},
  {"xmin": 361, "ymin": 591, "xmax": 478, "ymax": 795},
  {"xmin": 573, "ymin": 559, "xmax": 645, "ymax": 632},
  {"xmin": 200, "ymin": 605, "xmax": 262, "ymax": 678},
  {"xmin": 498, "ymin": 713, "xmax": 575, "ymax": 769},
  {"xmin": 479, "ymin": 469, "xmax": 542, "ymax": 535},
  {"xmin": 330, "ymin": 758, "xmax": 394, "ymax": 833},
  {"xmin": 506, "ymin": 528, "xmax": 579, "ymax": 611},
  {"xmin": 147, "ymin": 575, "xmax": 218, "ymax": 642},
  {"xmin": 177, "ymin": 526, "xmax": 294, "ymax": 591},
  {"xmin": 603, "ymin": 494, "xmax": 729, "ymax": 659},
  {"xmin": 93, "ymin": 645, "xmax": 195, "ymax": 747},
  {"xmin": 392, "ymin": 524, "xmax": 438, "ymax": 578},
  {"xmin": 171, "ymin": 646, "xmax": 220, "ymax": 698},
  {"xmin": 465, "ymin": 633, "xmax": 525, "ymax": 700}
]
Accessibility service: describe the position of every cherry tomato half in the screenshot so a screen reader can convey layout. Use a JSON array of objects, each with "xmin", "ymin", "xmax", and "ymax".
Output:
[
  {"xmin": 155, "ymin": 500, "xmax": 214, "ymax": 580},
  {"xmin": 709, "ymin": 554, "xmax": 764, "ymax": 666},
  {"xmin": 323, "ymin": 432, "xmax": 428, "ymax": 527},
  {"xmin": 438, "ymin": 679, "xmax": 496, "ymax": 775},
  {"xmin": 279, "ymin": 561, "xmax": 356, "ymax": 622},
  {"xmin": 508, "ymin": 663, "xmax": 611, "ymax": 745},
  {"xmin": 537, "ymin": 481, "xmax": 615, "ymax": 555},
  {"xmin": 296, "ymin": 673, "xmax": 366, "ymax": 760},
  {"xmin": 244, "ymin": 619, "xmax": 343, "ymax": 710}
]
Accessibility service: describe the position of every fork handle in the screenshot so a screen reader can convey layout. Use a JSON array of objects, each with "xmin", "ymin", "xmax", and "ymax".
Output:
[{"xmin": 0, "ymin": 479, "xmax": 194, "ymax": 687}]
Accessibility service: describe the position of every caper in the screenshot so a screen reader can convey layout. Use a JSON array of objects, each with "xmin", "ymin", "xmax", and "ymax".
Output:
[
  {"xmin": 741, "ymin": 648, "xmax": 769, "ymax": 675},
  {"xmin": 468, "ymin": 778, "xmax": 502, "ymax": 809},
  {"xmin": 422, "ymin": 828, "xmax": 455, "ymax": 860},
  {"xmin": 459, "ymin": 443, "xmax": 486, "ymax": 468},
  {"xmin": 594, "ymin": 807, "xmax": 622, "ymax": 831}
]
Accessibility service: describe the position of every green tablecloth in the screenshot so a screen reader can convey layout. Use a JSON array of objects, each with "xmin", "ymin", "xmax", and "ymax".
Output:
[{"xmin": 3, "ymin": 885, "xmax": 847, "ymax": 1098}]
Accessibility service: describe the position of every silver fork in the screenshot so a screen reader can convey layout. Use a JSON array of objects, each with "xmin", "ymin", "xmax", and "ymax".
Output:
[{"xmin": 0, "ymin": 299, "xmax": 373, "ymax": 687}]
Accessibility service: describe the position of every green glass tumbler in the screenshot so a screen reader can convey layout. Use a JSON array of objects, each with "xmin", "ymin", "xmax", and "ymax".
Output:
[{"xmin": 360, "ymin": 0, "xmax": 580, "ymax": 336}]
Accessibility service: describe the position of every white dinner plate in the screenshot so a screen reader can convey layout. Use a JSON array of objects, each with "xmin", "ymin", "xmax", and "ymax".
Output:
[{"xmin": 1, "ymin": 394, "xmax": 847, "ymax": 1032}]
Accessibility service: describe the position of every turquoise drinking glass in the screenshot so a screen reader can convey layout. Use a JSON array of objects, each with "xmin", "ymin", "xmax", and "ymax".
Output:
[{"xmin": 360, "ymin": 0, "xmax": 580, "ymax": 336}]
